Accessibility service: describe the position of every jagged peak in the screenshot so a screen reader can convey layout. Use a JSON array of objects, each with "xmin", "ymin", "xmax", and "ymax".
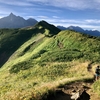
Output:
[{"xmin": 9, "ymin": 13, "xmax": 16, "ymax": 17}]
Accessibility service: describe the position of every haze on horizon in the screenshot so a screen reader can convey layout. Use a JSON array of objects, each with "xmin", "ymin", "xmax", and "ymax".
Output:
[{"xmin": 0, "ymin": 0, "xmax": 100, "ymax": 31}]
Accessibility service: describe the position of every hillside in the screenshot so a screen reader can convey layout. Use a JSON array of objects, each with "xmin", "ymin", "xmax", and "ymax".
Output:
[
  {"xmin": 0, "ymin": 20, "xmax": 60, "ymax": 67},
  {"xmin": 0, "ymin": 21, "xmax": 100, "ymax": 100}
]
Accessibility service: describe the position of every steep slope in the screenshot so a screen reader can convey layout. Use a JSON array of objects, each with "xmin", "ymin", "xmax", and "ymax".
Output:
[
  {"xmin": 34, "ymin": 20, "xmax": 61, "ymax": 36},
  {"xmin": 0, "ymin": 20, "xmax": 60, "ymax": 67},
  {"xmin": 0, "ymin": 27, "xmax": 100, "ymax": 99},
  {"xmin": 0, "ymin": 13, "xmax": 38, "ymax": 28}
]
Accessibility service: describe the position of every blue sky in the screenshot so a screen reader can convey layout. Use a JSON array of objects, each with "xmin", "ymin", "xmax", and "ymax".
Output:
[{"xmin": 0, "ymin": 0, "xmax": 100, "ymax": 30}]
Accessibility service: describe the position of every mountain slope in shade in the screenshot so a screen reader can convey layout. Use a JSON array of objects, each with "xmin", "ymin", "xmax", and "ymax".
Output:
[
  {"xmin": 0, "ymin": 20, "xmax": 60, "ymax": 67},
  {"xmin": 0, "ymin": 13, "xmax": 38, "ymax": 28},
  {"xmin": 35, "ymin": 20, "xmax": 61, "ymax": 36}
]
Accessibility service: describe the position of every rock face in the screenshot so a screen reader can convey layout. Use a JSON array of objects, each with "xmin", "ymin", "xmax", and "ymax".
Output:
[{"xmin": 0, "ymin": 13, "xmax": 38, "ymax": 28}]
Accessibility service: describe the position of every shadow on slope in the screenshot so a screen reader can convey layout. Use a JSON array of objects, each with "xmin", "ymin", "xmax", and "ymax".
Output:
[
  {"xmin": 43, "ymin": 79, "xmax": 93, "ymax": 100},
  {"xmin": 0, "ymin": 21, "xmax": 60, "ymax": 68},
  {"xmin": 0, "ymin": 29, "xmax": 37, "ymax": 67}
]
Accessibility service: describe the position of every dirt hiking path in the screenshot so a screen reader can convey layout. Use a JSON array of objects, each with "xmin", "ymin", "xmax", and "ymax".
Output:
[
  {"xmin": 43, "ymin": 62, "xmax": 100, "ymax": 100},
  {"xmin": 46, "ymin": 79, "xmax": 100, "ymax": 100}
]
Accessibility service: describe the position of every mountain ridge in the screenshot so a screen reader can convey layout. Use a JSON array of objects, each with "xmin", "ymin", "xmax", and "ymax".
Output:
[
  {"xmin": 0, "ymin": 13, "xmax": 38, "ymax": 28},
  {"xmin": 0, "ymin": 20, "xmax": 60, "ymax": 67},
  {"xmin": 0, "ymin": 13, "xmax": 100, "ymax": 37},
  {"xmin": 57, "ymin": 25, "xmax": 100, "ymax": 36}
]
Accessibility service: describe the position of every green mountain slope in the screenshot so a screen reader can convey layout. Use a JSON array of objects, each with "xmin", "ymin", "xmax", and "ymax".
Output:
[
  {"xmin": 0, "ymin": 22, "xmax": 100, "ymax": 100},
  {"xmin": 0, "ymin": 21, "xmax": 60, "ymax": 67}
]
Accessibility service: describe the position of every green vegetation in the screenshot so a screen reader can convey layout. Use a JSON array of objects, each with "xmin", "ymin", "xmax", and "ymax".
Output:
[
  {"xmin": 0, "ymin": 21, "xmax": 100, "ymax": 99},
  {"xmin": 92, "ymin": 80, "xmax": 100, "ymax": 96},
  {"xmin": 40, "ymin": 49, "xmax": 83, "ymax": 62}
]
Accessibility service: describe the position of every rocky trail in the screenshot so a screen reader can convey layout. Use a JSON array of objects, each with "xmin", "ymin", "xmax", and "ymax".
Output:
[
  {"xmin": 46, "ymin": 63, "xmax": 100, "ymax": 100},
  {"xmin": 45, "ymin": 79, "xmax": 100, "ymax": 100}
]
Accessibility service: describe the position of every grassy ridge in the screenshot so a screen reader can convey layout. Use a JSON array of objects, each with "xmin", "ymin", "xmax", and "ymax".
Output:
[
  {"xmin": 0, "ymin": 21, "xmax": 60, "ymax": 67},
  {"xmin": 0, "ymin": 23, "xmax": 100, "ymax": 99}
]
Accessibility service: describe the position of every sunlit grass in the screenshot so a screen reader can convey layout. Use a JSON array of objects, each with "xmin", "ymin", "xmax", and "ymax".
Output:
[
  {"xmin": 1, "ymin": 33, "xmax": 45, "ymax": 70},
  {"xmin": 1, "ymin": 29, "xmax": 100, "ymax": 99},
  {"xmin": 0, "ymin": 61, "xmax": 94, "ymax": 100}
]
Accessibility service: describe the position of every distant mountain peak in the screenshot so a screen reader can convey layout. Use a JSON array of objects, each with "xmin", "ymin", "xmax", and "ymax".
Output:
[
  {"xmin": 57, "ymin": 25, "xmax": 100, "ymax": 37},
  {"xmin": 0, "ymin": 13, "xmax": 38, "ymax": 28},
  {"xmin": 9, "ymin": 13, "xmax": 16, "ymax": 17}
]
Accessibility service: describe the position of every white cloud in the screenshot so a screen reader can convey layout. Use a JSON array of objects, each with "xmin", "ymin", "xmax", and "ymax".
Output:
[
  {"xmin": 0, "ymin": 0, "xmax": 100, "ymax": 10},
  {"xmin": 26, "ymin": 0, "xmax": 100, "ymax": 10},
  {"xmin": 50, "ymin": 0, "xmax": 89, "ymax": 10},
  {"xmin": 85, "ymin": 19, "xmax": 100, "ymax": 24},
  {"xmin": 0, "ymin": 0, "xmax": 33, "ymax": 6},
  {"xmin": 34, "ymin": 15, "xmax": 100, "ymax": 30},
  {"xmin": 37, "ymin": 16, "xmax": 48, "ymax": 18},
  {"xmin": 52, "ymin": 16, "xmax": 60, "ymax": 18}
]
